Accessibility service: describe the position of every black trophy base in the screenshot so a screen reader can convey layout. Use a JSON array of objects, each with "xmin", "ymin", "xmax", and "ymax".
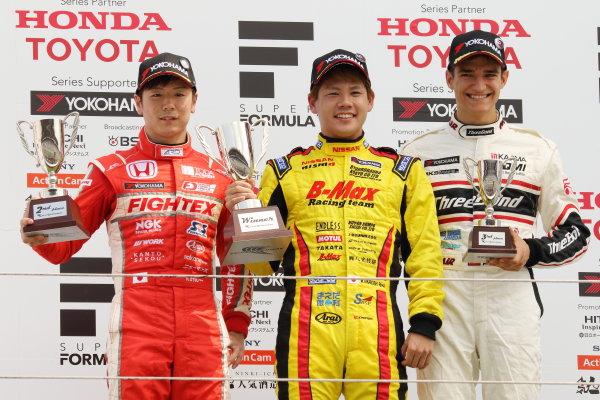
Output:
[
  {"xmin": 465, "ymin": 225, "xmax": 517, "ymax": 264},
  {"xmin": 23, "ymin": 195, "xmax": 90, "ymax": 244},
  {"xmin": 221, "ymin": 206, "xmax": 293, "ymax": 265}
]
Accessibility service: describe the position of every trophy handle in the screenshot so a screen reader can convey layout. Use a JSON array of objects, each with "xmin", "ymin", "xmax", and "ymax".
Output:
[
  {"xmin": 62, "ymin": 112, "xmax": 80, "ymax": 158},
  {"xmin": 16, "ymin": 120, "xmax": 41, "ymax": 168},
  {"xmin": 462, "ymin": 157, "xmax": 479, "ymax": 191},
  {"xmin": 250, "ymin": 118, "xmax": 270, "ymax": 167},
  {"xmin": 195, "ymin": 125, "xmax": 227, "ymax": 170},
  {"xmin": 499, "ymin": 157, "xmax": 519, "ymax": 195}
]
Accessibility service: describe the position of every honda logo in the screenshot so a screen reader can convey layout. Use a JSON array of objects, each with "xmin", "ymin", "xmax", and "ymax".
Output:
[{"xmin": 126, "ymin": 160, "xmax": 158, "ymax": 179}]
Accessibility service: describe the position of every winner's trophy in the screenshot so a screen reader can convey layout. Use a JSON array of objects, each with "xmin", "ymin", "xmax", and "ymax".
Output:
[
  {"xmin": 18, "ymin": 112, "xmax": 89, "ymax": 244},
  {"xmin": 463, "ymin": 158, "xmax": 518, "ymax": 263},
  {"xmin": 196, "ymin": 120, "xmax": 292, "ymax": 265}
]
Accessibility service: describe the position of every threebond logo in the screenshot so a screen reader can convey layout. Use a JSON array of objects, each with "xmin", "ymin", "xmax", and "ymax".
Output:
[
  {"xmin": 392, "ymin": 97, "xmax": 523, "ymax": 123},
  {"xmin": 238, "ymin": 21, "xmax": 314, "ymax": 98},
  {"xmin": 31, "ymin": 91, "xmax": 138, "ymax": 117}
]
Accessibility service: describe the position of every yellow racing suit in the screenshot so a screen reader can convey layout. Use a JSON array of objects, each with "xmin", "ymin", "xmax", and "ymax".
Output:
[{"xmin": 249, "ymin": 133, "xmax": 444, "ymax": 400}]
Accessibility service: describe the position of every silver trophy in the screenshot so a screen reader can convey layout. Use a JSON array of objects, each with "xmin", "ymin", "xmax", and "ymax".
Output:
[
  {"xmin": 17, "ymin": 112, "xmax": 89, "ymax": 243},
  {"xmin": 463, "ymin": 158, "xmax": 518, "ymax": 261},
  {"xmin": 195, "ymin": 120, "xmax": 292, "ymax": 265}
]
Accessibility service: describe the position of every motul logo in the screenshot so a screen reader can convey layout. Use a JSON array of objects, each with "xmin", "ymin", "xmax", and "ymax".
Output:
[
  {"xmin": 317, "ymin": 235, "xmax": 342, "ymax": 243},
  {"xmin": 126, "ymin": 161, "xmax": 157, "ymax": 179},
  {"xmin": 306, "ymin": 180, "xmax": 379, "ymax": 201},
  {"xmin": 127, "ymin": 196, "xmax": 217, "ymax": 216}
]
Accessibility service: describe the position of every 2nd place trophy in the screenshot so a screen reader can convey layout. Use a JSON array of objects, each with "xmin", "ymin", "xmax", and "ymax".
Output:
[
  {"xmin": 18, "ymin": 112, "xmax": 89, "ymax": 244},
  {"xmin": 196, "ymin": 119, "xmax": 292, "ymax": 265},
  {"xmin": 463, "ymin": 157, "xmax": 518, "ymax": 263}
]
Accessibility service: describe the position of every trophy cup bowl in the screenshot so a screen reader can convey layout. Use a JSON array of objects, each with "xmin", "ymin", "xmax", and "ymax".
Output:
[
  {"xmin": 18, "ymin": 112, "xmax": 90, "ymax": 244},
  {"xmin": 463, "ymin": 157, "xmax": 518, "ymax": 263},
  {"xmin": 195, "ymin": 120, "xmax": 292, "ymax": 265}
]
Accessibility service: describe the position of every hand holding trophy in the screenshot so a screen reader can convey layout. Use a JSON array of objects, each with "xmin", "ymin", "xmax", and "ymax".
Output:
[
  {"xmin": 463, "ymin": 157, "xmax": 518, "ymax": 263},
  {"xmin": 18, "ymin": 112, "xmax": 89, "ymax": 244},
  {"xmin": 196, "ymin": 120, "xmax": 292, "ymax": 265}
]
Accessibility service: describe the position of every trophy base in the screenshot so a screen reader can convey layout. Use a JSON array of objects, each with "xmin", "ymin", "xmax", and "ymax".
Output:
[
  {"xmin": 221, "ymin": 206, "xmax": 293, "ymax": 265},
  {"xmin": 23, "ymin": 195, "xmax": 90, "ymax": 244},
  {"xmin": 465, "ymin": 226, "xmax": 517, "ymax": 264}
]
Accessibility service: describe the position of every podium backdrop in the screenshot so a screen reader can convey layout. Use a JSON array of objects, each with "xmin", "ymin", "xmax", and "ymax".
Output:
[{"xmin": 2, "ymin": 1, "xmax": 599, "ymax": 398}]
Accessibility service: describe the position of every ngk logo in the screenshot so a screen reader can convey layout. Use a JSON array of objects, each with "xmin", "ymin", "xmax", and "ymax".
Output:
[
  {"xmin": 126, "ymin": 161, "xmax": 157, "ymax": 179},
  {"xmin": 317, "ymin": 235, "xmax": 342, "ymax": 243},
  {"xmin": 135, "ymin": 219, "xmax": 162, "ymax": 234},
  {"xmin": 306, "ymin": 181, "xmax": 379, "ymax": 201}
]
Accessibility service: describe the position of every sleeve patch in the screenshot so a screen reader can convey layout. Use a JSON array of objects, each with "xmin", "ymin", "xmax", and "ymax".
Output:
[
  {"xmin": 269, "ymin": 156, "xmax": 292, "ymax": 179},
  {"xmin": 394, "ymin": 155, "xmax": 416, "ymax": 180}
]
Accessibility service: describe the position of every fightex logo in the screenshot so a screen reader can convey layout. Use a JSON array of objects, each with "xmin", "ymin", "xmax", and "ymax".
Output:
[
  {"xmin": 579, "ymin": 273, "xmax": 600, "ymax": 297},
  {"xmin": 15, "ymin": 10, "xmax": 168, "ymax": 62},
  {"xmin": 31, "ymin": 91, "xmax": 138, "ymax": 117},
  {"xmin": 393, "ymin": 98, "xmax": 522, "ymax": 123},
  {"xmin": 376, "ymin": 18, "xmax": 530, "ymax": 68},
  {"xmin": 306, "ymin": 180, "xmax": 380, "ymax": 208}
]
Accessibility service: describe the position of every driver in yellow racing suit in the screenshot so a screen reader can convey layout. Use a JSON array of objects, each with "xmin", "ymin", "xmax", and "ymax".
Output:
[{"xmin": 231, "ymin": 49, "xmax": 445, "ymax": 400}]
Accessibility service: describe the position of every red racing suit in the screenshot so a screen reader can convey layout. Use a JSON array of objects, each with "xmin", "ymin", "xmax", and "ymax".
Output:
[
  {"xmin": 33, "ymin": 129, "xmax": 252, "ymax": 400},
  {"xmin": 249, "ymin": 133, "xmax": 444, "ymax": 400},
  {"xmin": 402, "ymin": 114, "xmax": 590, "ymax": 400}
]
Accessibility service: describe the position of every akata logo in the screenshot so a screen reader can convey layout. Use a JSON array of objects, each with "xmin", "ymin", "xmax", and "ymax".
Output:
[
  {"xmin": 392, "ymin": 98, "xmax": 522, "ymax": 123},
  {"xmin": 31, "ymin": 91, "xmax": 138, "ymax": 116}
]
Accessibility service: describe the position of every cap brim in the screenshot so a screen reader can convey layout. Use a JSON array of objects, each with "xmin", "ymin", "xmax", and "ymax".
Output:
[
  {"xmin": 312, "ymin": 59, "xmax": 369, "ymax": 88},
  {"xmin": 453, "ymin": 51, "xmax": 504, "ymax": 67},
  {"xmin": 137, "ymin": 71, "xmax": 194, "ymax": 92}
]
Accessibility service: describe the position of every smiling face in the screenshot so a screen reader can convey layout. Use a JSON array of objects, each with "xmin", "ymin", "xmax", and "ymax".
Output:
[
  {"xmin": 134, "ymin": 76, "xmax": 198, "ymax": 144},
  {"xmin": 308, "ymin": 68, "xmax": 374, "ymax": 140},
  {"xmin": 447, "ymin": 55, "xmax": 509, "ymax": 125}
]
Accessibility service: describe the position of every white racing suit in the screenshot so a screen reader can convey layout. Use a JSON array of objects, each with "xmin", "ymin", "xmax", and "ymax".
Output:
[{"xmin": 402, "ymin": 114, "xmax": 590, "ymax": 400}]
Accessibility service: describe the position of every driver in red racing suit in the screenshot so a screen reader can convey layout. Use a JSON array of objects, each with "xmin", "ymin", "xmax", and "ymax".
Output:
[{"xmin": 20, "ymin": 53, "xmax": 253, "ymax": 400}]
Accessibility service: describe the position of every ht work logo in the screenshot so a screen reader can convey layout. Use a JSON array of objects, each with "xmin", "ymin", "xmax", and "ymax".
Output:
[{"xmin": 238, "ymin": 21, "xmax": 314, "ymax": 98}]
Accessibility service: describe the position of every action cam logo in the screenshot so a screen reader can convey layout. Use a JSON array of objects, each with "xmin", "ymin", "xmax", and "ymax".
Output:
[
  {"xmin": 392, "ymin": 97, "xmax": 523, "ymax": 123},
  {"xmin": 238, "ymin": 21, "xmax": 314, "ymax": 98},
  {"xmin": 579, "ymin": 273, "xmax": 600, "ymax": 297},
  {"xmin": 31, "ymin": 91, "xmax": 138, "ymax": 117}
]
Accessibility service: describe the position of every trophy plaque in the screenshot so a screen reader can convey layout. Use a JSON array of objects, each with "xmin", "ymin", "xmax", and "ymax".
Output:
[
  {"xmin": 463, "ymin": 157, "xmax": 518, "ymax": 263},
  {"xmin": 196, "ymin": 120, "xmax": 292, "ymax": 265},
  {"xmin": 18, "ymin": 112, "xmax": 90, "ymax": 244}
]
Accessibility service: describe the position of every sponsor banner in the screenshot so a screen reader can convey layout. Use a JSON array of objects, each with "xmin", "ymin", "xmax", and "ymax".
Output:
[
  {"xmin": 27, "ymin": 173, "xmax": 86, "ymax": 188},
  {"xmin": 393, "ymin": 97, "xmax": 523, "ymax": 123},
  {"xmin": 31, "ymin": 91, "xmax": 138, "ymax": 117}
]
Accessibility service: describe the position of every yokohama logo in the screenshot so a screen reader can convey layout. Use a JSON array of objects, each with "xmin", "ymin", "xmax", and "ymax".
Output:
[
  {"xmin": 31, "ymin": 91, "xmax": 138, "ymax": 116},
  {"xmin": 396, "ymin": 100, "xmax": 426, "ymax": 118},
  {"xmin": 126, "ymin": 161, "xmax": 157, "ymax": 179},
  {"xmin": 393, "ymin": 97, "xmax": 523, "ymax": 123},
  {"xmin": 35, "ymin": 94, "xmax": 65, "ymax": 112},
  {"xmin": 579, "ymin": 273, "xmax": 600, "ymax": 297}
]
